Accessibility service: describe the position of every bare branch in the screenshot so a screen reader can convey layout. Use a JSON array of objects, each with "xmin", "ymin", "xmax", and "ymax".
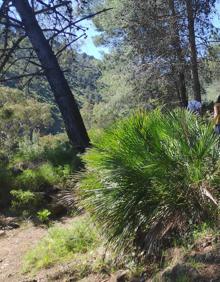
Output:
[
  {"xmin": 0, "ymin": 35, "xmax": 25, "ymax": 72},
  {"xmin": 35, "ymin": 1, "xmax": 71, "ymax": 15},
  {"xmin": 0, "ymin": 0, "xmax": 10, "ymax": 20},
  {"xmin": 56, "ymin": 33, "xmax": 86, "ymax": 57}
]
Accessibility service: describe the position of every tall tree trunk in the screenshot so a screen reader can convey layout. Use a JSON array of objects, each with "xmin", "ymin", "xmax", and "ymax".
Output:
[
  {"xmin": 169, "ymin": 0, "xmax": 188, "ymax": 107},
  {"xmin": 13, "ymin": 0, "xmax": 90, "ymax": 151},
  {"xmin": 185, "ymin": 0, "xmax": 201, "ymax": 102}
]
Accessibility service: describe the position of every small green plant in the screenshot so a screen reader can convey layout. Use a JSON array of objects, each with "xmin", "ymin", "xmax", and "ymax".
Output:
[
  {"xmin": 11, "ymin": 190, "xmax": 36, "ymax": 205},
  {"xmin": 37, "ymin": 209, "xmax": 51, "ymax": 224},
  {"xmin": 15, "ymin": 169, "xmax": 46, "ymax": 191},
  {"xmin": 192, "ymin": 223, "xmax": 211, "ymax": 241},
  {"xmin": 23, "ymin": 216, "xmax": 100, "ymax": 272},
  {"xmin": 15, "ymin": 163, "xmax": 70, "ymax": 192},
  {"xmin": 186, "ymin": 258, "xmax": 204, "ymax": 270}
]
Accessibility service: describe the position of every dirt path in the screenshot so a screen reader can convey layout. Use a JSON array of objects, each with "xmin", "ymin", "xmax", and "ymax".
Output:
[
  {"xmin": 1, "ymin": 218, "xmax": 220, "ymax": 282},
  {"xmin": 0, "ymin": 217, "xmax": 116, "ymax": 282},
  {"xmin": 0, "ymin": 217, "xmax": 78, "ymax": 282},
  {"xmin": 0, "ymin": 222, "xmax": 47, "ymax": 282}
]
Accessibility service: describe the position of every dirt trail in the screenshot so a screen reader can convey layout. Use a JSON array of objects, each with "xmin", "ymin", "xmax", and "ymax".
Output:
[
  {"xmin": 0, "ymin": 222, "xmax": 47, "ymax": 282},
  {"xmin": 0, "ymin": 217, "xmax": 77, "ymax": 282},
  {"xmin": 1, "ymin": 217, "xmax": 219, "ymax": 282},
  {"xmin": 0, "ymin": 217, "xmax": 116, "ymax": 282}
]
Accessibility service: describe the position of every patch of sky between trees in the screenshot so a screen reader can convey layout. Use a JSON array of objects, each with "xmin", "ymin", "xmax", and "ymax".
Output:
[
  {"xmin": 80, "ymin": 1, "xmax": 220, "ymax": 60},
  {"xmin": 78, "ymin": 20, "xmax": 109, "ymax": 59}
]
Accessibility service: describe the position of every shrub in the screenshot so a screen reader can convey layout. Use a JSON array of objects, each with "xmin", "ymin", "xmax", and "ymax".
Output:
[
  {"xmin": 15, "ymin": 133, "xmax": 80, "ymax": 169},
  {"xmin": 11, "ymin": 162, "xmax": 72, "ymax": 215},
  {"xmin": 43, "ymin": 136, "xmax": 79, "ymax": 167},
  {"xmin": 15, "ymin": 163, "xmax": 70, "ymax": 191},
  {"xmin": 0, "ymin": 166, "xmax": 13, "ymax": 209},
  {"xmin": 78, "ymin": 110, "xmax": 220, "ymax": 254},
  {"xmin": 9, "ymin": 133, "xmax": 80, "ymax": 216},
  {"xmin": 16, "ymin": 132, "xmax": 44, "ymax": 162},
  {"xmin": 11, "ymin": 190, "xmax": 37, "ymax": 206},
  {"xmin": 15, "ymin": 169, "xmax": 47, "ymax": 191},
  {"xmin": 23, "ymin": 216, "xmax": 100, "ymax": 271},
  {"xmin": 10, "ymin": 189, "xmax": 43, "ymax": 214},
  {"xmin": 37, "ymin": 209, "xmax": 51, "ymax": 223}
]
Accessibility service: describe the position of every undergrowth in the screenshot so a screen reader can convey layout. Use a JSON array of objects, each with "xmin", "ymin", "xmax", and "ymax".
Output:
[
  {"xmin": 1, "ymin": 133, "xmax": 80, "ymax": 217},
  {"xmin": 23, "ymin": 216, "xmax": 100, "ymax": 272},
  {"xmin": 22, "ymin": 215, "xmax": 150, "ymax": 280}
]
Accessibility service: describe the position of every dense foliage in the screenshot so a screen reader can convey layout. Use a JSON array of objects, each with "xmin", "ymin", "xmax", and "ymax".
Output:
[
  {"xmin": 83, "ymin": 0, "xmax": 220, "ymax": 117},
  {"xmin": 0, "ymin": 85, "xmax": 79, "ymax": 214},
  {"xmin": 79, "ymin": 110, "xmax": 220, "ymax": 254},
  {"xmin": 0, "ymin": 87, "xmax": 54, "ymax": 154},
  {"xmin": 0, "ymin": 132, "xmax": 79, "ymax": 215}
]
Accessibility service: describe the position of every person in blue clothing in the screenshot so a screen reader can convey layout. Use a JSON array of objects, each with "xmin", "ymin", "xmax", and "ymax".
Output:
[{"xmin": 187, "ymin": 100, "xmax": 202, "ymax": 115}]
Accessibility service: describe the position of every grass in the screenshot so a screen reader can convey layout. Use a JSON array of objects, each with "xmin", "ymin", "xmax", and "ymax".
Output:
[
  {"xmin": 192, "ymin": 223, "xmax": 214, "ymax": 241},
  {"xmin": 22, "ymin": 215, "xmax": 134, "ymax": 280},
  {"xmin": 22, "ymin": 215, "xmax": 148, "ymax": 280},
  {"xmin": 23, "ymin": 216, "xmax": 100, "ymax": 272},
  {"xmin": 186, "ymin": 258, "xmax": 204, "ymax": 270}
]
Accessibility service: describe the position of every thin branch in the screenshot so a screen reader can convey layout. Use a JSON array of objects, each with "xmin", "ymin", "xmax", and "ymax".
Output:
[
  {"xmin": 48, "ymin": 8, "xmax": 113, "ymax": 41},
  {"xmin": 0, "ymin": 71, "xmax": 45, "ymax": 82},
  {"xmin": 0, "ymin": 35, "xmax": 25, "ymax": 72},
  {"xmin": 0, "ymin": 0, "xmax": 10, "ymax": 20},
  {"xmin": 56, "ymin": 33, "xmax": 86, "ymax": 57},
  {"xmin": 35, "ymin": 1, "xmax": 71, "ymax": 15}
]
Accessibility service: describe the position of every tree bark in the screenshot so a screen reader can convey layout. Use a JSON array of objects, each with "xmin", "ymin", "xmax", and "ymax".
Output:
[
  {"xmin": 169, "ymin": 0, "xmax": 188, "ymax": 107},
  {"xmin": 185, "ymin": 0, "xmax": 201, "ymax": 102},
  {"xmin": 13, "ymin": 0, "xmax": 90, "ymax": 151}
]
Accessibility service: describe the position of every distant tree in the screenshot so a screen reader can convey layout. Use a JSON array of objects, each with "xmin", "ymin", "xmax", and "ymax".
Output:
[
  {"xmin": 0, "ymin": 86, "xmax": 53, "ymax": 153},
  {"xmin": 184, "ymin": 0, "xmax": 217, "ymax": 101},
  {"xmin": 0, "ymin": 0, "xmax": 110, "ymax": 150},
  {"xmin": 90, "ymin": 0, "xmax": 219, "ymax": 105},
  {"xmin": 169, "ymin": 0, "xmax": 188, "ymax": 107}
]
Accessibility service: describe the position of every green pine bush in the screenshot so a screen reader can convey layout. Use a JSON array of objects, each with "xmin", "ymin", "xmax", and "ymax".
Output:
[{"xmin": 78, "ymin": 109, "xmax": 220, "ymax": 254}]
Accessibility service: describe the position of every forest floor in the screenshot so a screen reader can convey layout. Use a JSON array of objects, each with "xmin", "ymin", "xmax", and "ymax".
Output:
[
  {"xmin": 0, "ymin": 216, "xmax": 96, "ymax": 282},
  {"xmin": 0, "ymin": 220, "xmax": 46, "ymax": 282},
  {"xmin": 0, "ymin": 215, "xmax": 220, "ymax": 282},
  {"xmin": 0, "ymin": 216, "xmax": 118, "ymax": 282}
]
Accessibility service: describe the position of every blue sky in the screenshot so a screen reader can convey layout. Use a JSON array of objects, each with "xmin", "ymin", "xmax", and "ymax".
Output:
[
  {"xmin": 212, "ymin": 1, "xmax": 220, "ymax": 27},
  {"xmin": 79, "ymin": 1, "xmax": 220, "ymax": 59},
  {"xmin": 78, "ymin": 20, "xmax": 108, "ymax": 59}
]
